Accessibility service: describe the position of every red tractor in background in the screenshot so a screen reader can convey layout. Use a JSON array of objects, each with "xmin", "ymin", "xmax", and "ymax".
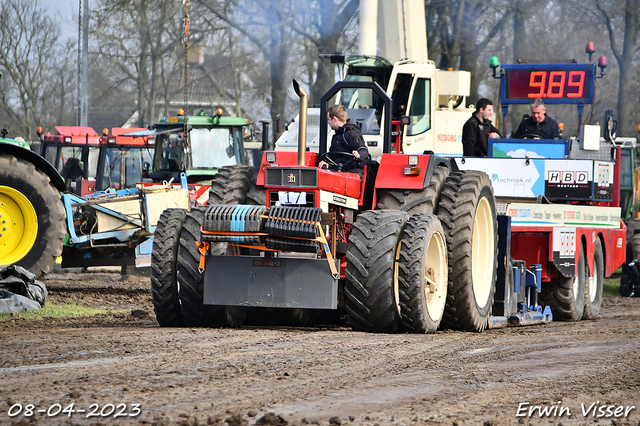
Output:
[
  {"xmin": 95, "ymin": 127, "xmax": 154, "ymax": 192},
  {"xmin": 37, "ymin": 126, "xmax": 154, "ymax": 196},
  {"xmin": 38, "ymin": 126, "xmax": 101, "ymax": 195}
]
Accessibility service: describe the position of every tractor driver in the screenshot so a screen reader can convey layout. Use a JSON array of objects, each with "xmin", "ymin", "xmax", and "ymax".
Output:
[
  {"xmin": 319, "ymin": 104, "xmax": 370, "ymax": 174},
  {"xmin": 512, "ymin": 98, "xmax": 560, "ymax": 139}
]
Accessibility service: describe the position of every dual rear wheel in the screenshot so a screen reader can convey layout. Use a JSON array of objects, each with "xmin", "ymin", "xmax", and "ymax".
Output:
[
  {"xmin": 150, "ymin": 165, "xmax": 257, "ymax": 327},
  {"xmin": 345, "ymin": 170, "xmax": 497, "ymax": 333}
]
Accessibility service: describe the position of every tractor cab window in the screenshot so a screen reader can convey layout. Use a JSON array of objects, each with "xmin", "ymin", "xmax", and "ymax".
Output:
[
  {"xmin": 391, "ymin": 74, "xmax": 414, "ymax": 119},
  {"xmin": 233, "ymin": 127, "xmax": 246, "ymax": 164},
  {"xmin": 343, "ymin": 55, "xmax": 393, "ymax": 112},
  {"xmin": 42, "ymin": 144, "xmax": 58, "ymax": 166},
  {"xmin": 158, "ymin": 132, "xmax": 185, "ymax": 171},
  {"xmin": 126, "ymin": 147, "xmax": 153, "ymax": 185},
  {"xmin": 342, "ymin": 75, "xmax": 376, "ymax": 110},
  {"xmin": 59, "ymin": 146, "xmax": 99, "ymax": 180},
  {"xmin": 329, "ymin": 78, "xmax": 382, "ymax": 136},
  {"xmin": 406, "ymin": 78, "xmax": 431, "ymax": 136},
  {"xmin": 190, "ymin": 127, "xmax": 244, "ymax": 168},
  {"xmin": 99, "ymin": 147, "xmax": 153, "ymax": 190},
  {"xmin": 620, "ymin": 149, "xmax": 633, "ymax": 189},
  {"xmin": 59, "ymin": 147, "xmax": 84, "ymax": 184}
]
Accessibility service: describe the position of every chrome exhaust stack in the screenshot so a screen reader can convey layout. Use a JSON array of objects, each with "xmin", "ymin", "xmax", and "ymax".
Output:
[{"xmin": 292, "ymin": 79, "xmax": 307, "ymax": 166}]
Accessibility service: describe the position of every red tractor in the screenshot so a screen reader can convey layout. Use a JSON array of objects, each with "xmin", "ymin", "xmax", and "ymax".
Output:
[
  {"xmin": 37, "ymin": 126, "xmax": 154, "ymax": 195},
  {"xmin": 150, "ymin": 81, "xmax": 498, "ymax": 333},
  {"xmin": 38, "ymin": 126, "xmax": 102, "ymax": 195}
]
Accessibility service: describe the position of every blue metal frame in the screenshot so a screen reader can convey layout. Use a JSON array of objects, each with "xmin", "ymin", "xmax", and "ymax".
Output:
[{"xmin": 63, "ymin": 191, "xmax": 145, "ymax": 245}]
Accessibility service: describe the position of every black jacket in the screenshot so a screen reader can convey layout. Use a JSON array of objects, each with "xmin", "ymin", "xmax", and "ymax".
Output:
[
  {"xmin": 512, "ymin": 114, "xmax": 560, "ymax": 139},
  {"xmin": 329, "ymin": 120, "xmax": 371, "ymax": 169},
  {"xmin": 462, "ymin": 114, "xmax": 501, "ymax": 157}
]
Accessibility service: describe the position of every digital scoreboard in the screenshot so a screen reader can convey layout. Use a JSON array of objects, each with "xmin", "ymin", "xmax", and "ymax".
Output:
[{"xmin": 501, "ymin": 63, "xmax": 596, "ymax": 105}]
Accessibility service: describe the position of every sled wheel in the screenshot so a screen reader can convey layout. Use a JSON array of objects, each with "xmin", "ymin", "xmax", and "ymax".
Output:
[
  {"xmin": 583, "ymin": 238, "xmax": 604, "ymax": 320},
  {"xmin": 542, "ymin": 243, "xmax": 586, "ymax": 321}
]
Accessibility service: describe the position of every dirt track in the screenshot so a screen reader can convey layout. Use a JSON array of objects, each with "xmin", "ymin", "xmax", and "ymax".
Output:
[{"xmin": 1, "ymin": 272, "xmax": 639, "ymax": 426}]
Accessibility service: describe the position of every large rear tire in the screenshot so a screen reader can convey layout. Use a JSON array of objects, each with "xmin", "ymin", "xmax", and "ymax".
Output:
[
  {"xmin": 177, "ymin": 208, "xmax": 244, "ymax": 327},
  {"xmin": 245, "ymin": 181, "xmax": 267, "ymax": 206},
  {"xmin": 0, "ymin": 155, "xmax": 65, "ymax": 278},
  {"xmin": 625, "ymin": 219, "xmax": 640, "ymax": 261},
  {"xmin": 436, "ymin": 171, "xmax": 497, "ymax": 332},
  {"xmin": 150, "ymin": 208, "xmax": 187, "ymax": 326},
  {"xmin": 208, "ymin": 165, "xmax": 253, "ymax": 204},
  {"xmin": 542, "ymin": 243, "xmax": 586, "ymax": 321},
  {"xmin": 583, "ymin": 239, "xmax": 603, "ymax": 320},
  {"xmin": 377, "ymin": 166, "xmax": 449, "ymax": 214},
  {"xmin": 345, "ymin": 210, "xmax": 408, "ymax": 333},
  {"xmin": 398, "ymin": 213, "xmax": 448, "ymax": 333}
]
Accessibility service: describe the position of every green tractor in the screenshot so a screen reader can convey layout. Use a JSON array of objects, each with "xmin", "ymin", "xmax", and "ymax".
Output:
[
  {"xmin": 124, "ymin": 108, "xmax": 259, "ymax": 206},
  {"xmin": 0, "ymin": 129, "xmax": 66, "ymax": 277},
  {"xmin": 129, "ymin": 109, "xmax": 255, "ymax": 178},
  {"xmin": 617, "ymin": 133, "xmax": 640, "ymax": 295}
]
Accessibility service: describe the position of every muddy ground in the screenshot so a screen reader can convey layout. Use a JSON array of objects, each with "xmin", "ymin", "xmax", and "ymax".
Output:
[{"xmin": 0, "ymin": 272, "xmax": 639, "ymax": 426}]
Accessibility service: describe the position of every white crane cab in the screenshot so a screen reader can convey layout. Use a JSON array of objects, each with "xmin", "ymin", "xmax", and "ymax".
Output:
[{"xmin": 384, "ymin": 61, "xmax": 471, "ymax": 156}]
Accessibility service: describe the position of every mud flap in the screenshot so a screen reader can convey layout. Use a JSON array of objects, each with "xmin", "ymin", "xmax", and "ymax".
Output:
[
  {"xmin": 135, "ymin": 238, "xmax": 154, "ymax": 268},
  {"xmin": 203, "ymin": 255, "xmax": 339, "ymax": 309}
]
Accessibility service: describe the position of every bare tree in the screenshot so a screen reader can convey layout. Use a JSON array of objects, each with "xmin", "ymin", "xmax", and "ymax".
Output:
[
  {"xmin": 589, "ymin": 0, "xmax": 640, "ymax": 134},
  {"xmin": 91, "ymin": 0, "xmax": 184, "ymax": 127},
  {"xmin": 293, "ymin": 0, "xmax": 359, "ymax": 104},
  {"xmin": 425, "ymin": 0, "xmax": 512, "ymax": 102},
  {"xmin": 199, "ymin": 0, "xmax": 298, "ymax": 127},
  {"xmin": 0, "ymin": 0, "xmax": 70, "ymax": 140}
]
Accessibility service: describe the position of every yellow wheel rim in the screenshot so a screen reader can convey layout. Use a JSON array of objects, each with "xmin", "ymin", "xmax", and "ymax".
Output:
[
  {"xmin": 0, "ymin": 185, "xmax": 38, "ymax": 265},
  {"xmin": 472, "ymin": 196, "xmax": 495, "ymax": 308},
  {"xmin": 424, "ymin": 229, "xmax": 447, "ymax": 321}
]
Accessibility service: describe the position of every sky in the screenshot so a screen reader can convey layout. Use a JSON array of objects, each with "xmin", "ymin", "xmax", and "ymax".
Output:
[{"xmin": 45, "ymin": 0, "xmax": 81, "ymax": 41}]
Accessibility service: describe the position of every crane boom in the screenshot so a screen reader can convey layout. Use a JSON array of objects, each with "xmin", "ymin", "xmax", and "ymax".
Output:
[{"xmin": 359, "ymin": 0, "xmax": 428, "ymax": 63}]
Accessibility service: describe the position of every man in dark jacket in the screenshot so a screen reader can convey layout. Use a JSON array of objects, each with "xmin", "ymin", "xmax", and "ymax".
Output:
[
  {"xmin": 512, "ymin": 98, "xmax": 560, "ymax": 139},
  {"xmin": 462, "ymin": 98, "xmax": 501, "ymax": 157},
  {"xmin": 319, "ymin": 104, "xmax": 371, "ymax": 171}
]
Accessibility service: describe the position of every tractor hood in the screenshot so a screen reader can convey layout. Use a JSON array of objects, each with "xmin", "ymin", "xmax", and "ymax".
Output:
[{"xmin": 121, "ymin": 126, "xmax": 190, "ymax": 137}]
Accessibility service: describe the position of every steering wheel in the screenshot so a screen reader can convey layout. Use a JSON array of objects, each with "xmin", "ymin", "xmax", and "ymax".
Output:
[
  {"xmin": 320, "ymin": 151, "xmax": 357, "ymax": 169},
  {"xmin": 516, "ymin": 133, "xmax": 544, "ymax": 139}
]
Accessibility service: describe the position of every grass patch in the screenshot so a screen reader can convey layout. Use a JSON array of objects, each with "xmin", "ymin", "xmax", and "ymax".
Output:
[
  {"xmin": 0, "ymin": 303, "xmax": 127, "ymax": 321},
  {"xmin": 603, "ymin": 277, "xmax": 621, "ymax": 298},
  {"xmin": 603, "ymin": 265, "xmax": 622, "ymax": 298}
]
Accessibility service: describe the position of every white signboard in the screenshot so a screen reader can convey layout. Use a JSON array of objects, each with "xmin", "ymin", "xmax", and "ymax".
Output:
[
  {"xmin": 455, "ymin": 158, "xmax": 543, "ymax": 198},
  {"xmin": 505, "ymin": 203, "xmax": 621, "ymax": 228}
]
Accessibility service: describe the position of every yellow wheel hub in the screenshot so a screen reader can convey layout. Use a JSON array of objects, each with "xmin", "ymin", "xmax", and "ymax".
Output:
[{"xmin": 0, "ymin": 185, "xmax": 38, "ymax": 265}]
